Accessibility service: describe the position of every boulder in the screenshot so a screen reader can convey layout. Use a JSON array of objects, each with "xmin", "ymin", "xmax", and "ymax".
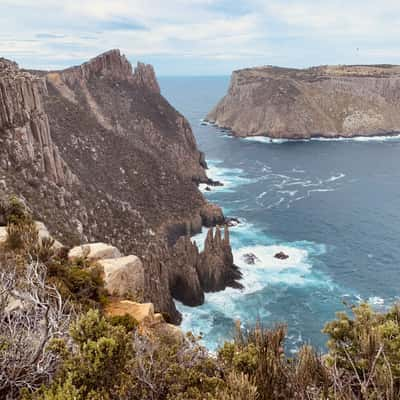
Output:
[
  {"xmin": 68, "ymin": 242, "xmax": 121, "ymax": 261},
  {"xmin": 105, "ymin": 300, "xmax": 154, "ymax": 323},
  {"xmin": 105, "ymin": 300, "xmax": 184, "ymax": 343},
  {"xmin": 99, "ymin": 255, "xmax": 145, "ymax": 299},
  {"xmin": 274, "ymin": 251, "xmax": 289, "ymax": 260}
]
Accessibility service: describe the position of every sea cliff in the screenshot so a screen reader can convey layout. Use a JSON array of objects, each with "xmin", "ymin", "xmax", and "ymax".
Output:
[
  {"xmin": 0, "ymin": 50, "xmax": 241, "ymax": 323},
  {"xmin": 207, "ymin": 64, "xmax": 400, "ymax": 138}
]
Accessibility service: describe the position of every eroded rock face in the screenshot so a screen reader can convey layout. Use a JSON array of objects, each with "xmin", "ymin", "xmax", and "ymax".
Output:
[
  {"xmin": 0, "ymin": 58, "xmax": 77, "ymax": 185},
  {"xmin": 197, "ymin": 226, "xmax": 242, "ymax": 292},
  {"xmin": 169, "ymin": 236, "xmax": 204, "ymax": 306},
  {"xmin": 207, "ymin": 65, "xmax": 400, "ymax": 138}
]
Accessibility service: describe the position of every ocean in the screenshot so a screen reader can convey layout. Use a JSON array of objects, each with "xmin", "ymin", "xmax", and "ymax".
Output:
[{"xmin": 158, "ymin": 76, "xmax": 400, "ymax": 352}]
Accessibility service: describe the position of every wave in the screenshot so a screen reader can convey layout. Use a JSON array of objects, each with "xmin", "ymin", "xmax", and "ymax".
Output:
[
  {"xmin": 200, "ymin": 160, "xmax": 257, "ymax": 193},
  {"xmin": 326, "ymin": 173, "xmax": 346, "ymax": 183},
  {"xmin": 183, "ymin": 217, "xmax": 332, "ymax": 350}
]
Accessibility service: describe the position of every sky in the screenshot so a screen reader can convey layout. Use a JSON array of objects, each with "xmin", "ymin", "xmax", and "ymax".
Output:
[{"xmin": 1, "ymin": 0, "xmax": 400, "ymax": 75}]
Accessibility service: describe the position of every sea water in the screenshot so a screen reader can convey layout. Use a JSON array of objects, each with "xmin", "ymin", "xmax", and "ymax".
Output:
[{"xmin": 159, "ymin": 76, "xmax": 400, "ymax": 352}]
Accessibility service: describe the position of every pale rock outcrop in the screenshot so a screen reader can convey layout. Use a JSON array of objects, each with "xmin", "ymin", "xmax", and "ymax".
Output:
[
  {"xmin": 68, "ymin": 242, "xmax": 121, "ymax": 261},
  {"xmin": 106, "ymin": 300, "xmax": 154, "ymax": 323},
  {"xmin": 99, "ymin": 255, "xmax": 145, "ymax": 299},
  {"xmin": 208, "ymin": 64, "xmax": 400, "ymax": 138},
  {"xmin": 105, "ymin": 299, "xmax": 184, "ymax": 342}
]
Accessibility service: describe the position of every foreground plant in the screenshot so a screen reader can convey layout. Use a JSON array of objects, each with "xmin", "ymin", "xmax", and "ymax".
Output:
[{"xmin": 0, "ymin": 261, "xmax": 72, "ymax": 399}]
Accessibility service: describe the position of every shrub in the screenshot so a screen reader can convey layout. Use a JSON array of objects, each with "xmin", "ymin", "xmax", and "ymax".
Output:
[
  {"xmin": 323, "ymin": 303, "xmax": 400, "ymax": 399},
  {"xmin": 108, "ymin": 314, "xmax": 139, "ymax": 332},
  {"xmin": 26, "ymin": 310, "xmax": 132, "ymax": 400},
  {"xmin": 47, "ymin": 261, "xmax": 108, "ymax": 309}
]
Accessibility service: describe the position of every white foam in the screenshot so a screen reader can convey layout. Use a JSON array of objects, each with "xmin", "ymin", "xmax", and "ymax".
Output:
[
  {"xmin": 257, "ymin": 191, "xmax": 268, "ymax": 199},
  {"xmin": 326, "ymin": 173, "xmax": 345, "ymax": 183},
  {"xmin": 368, "ymin": 296, "xmax": 385, "ymax": 306},
  {"xmin": 241, "ymin": 134, "xmax": 400, "ymax": 144},
  {"xmin": 204, "ymin": 160, "xmax": 256, "ymax": 192}
]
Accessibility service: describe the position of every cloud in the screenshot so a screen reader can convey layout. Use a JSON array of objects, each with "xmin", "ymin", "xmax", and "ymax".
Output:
[{"xmin": 1, "ymin": 0, "xmax": 400, "ymax": 74}]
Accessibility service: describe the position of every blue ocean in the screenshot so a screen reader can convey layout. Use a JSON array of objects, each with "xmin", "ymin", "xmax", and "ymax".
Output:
[{"xmin": 159, "ymin": 76, "xmax": 400, "ymax": 352}]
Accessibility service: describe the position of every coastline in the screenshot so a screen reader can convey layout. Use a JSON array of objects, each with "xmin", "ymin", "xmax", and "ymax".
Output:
[{"xmin": 202, "ymin": 120, "xmax": 400, "ymax": 143}]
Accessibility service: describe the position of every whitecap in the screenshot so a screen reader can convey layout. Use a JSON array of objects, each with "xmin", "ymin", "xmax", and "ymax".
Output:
[
  {"xmin": 326, "ymin": 173, "xmax": 345, "ymax": 183},
  {"xmin": 368, "ymin": 296, "xmax": 385, "ymax": 306},
  {"xmin": 204, "ymin": 160, "xmax": 257, "ymax": 192}
]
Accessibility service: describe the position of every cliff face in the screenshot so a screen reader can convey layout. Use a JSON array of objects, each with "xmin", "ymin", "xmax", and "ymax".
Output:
[
  {"xmin": 0, "ymin": 50, "xmax": 234, "ymax": 323},
  {"xmin": 207, "ymin": 65, "xmax": 400, "ymax": 138},
  {"xmin": 0, "ymin": 58, "xmax": 77, "ymax": 186}
]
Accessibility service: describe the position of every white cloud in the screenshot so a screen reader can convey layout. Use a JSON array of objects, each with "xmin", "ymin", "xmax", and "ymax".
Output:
[{"xmin": 1, "ymin": 0, "xmax": 400, "ymax": 73}]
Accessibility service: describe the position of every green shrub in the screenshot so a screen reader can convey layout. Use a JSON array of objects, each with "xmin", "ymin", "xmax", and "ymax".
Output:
[
  {"xmin": 47, "ymin": 261, "xmax": 108, "ymax": 309},
  {"xmin": 26, "ymin": 310, "xmax": 132, "ymax": 400},
  {"xmin": 108, "ymin": 314, "xmax": 139, "ymax": 332},
  {"xmin": 323, "ymin": 303, "xmax": 400, "ymax": 399}
]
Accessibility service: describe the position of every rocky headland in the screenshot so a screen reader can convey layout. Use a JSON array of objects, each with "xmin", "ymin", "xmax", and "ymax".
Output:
[
  {"xmin": 0, "ymin": 50, "xmax": 241, "ymax": 323},
  {"xmin": 207, "ymin": 64, "xmax": 400, "ymax": 138}
]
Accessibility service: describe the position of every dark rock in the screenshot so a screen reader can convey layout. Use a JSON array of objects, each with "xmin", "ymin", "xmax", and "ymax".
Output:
[
  {"xmin": 199, "ymin": 151, "xmax": 208, "ymax": 169},
  {"xmin": 207, "ymin": 178, "xmax": 224, "ymax": 187},
  {"xmin": 169, "ymin": 236, "xmax": 204, "ymax": 306},
  {"xmin": 274, "ymin": 251, "xmax": 289, "ymax": 260},
  {"xmin": 205, "ymin": 186, "xmax": 211, "ymax": 191},
  {"xmin": 197, "ymin": 226, "xmax": 242, "ymax": 292},
  {"xmin": 200, "ymin": 203, "xmax": 225, "ymax": 227},
  {"xmin": 243, "ymin": 252, "xmax": 259, "ymax": 265}
]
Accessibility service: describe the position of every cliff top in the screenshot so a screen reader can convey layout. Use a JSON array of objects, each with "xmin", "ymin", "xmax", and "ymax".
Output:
[
  {"xmin": 233, "ymin": 64, "xmax": 400, "ymax": 82},
  {"xmin": 42, "ymin": 49, "xmax": 160, "ymax": 93}
]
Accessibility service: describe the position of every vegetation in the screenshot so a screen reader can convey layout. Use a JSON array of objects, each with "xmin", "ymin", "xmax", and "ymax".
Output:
[{"xmin": 1, "ymin": 196, "xmax": 400, "ymax": 399}]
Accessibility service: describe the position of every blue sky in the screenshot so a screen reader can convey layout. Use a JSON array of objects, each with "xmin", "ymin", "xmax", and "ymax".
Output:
[{"xmin": 1, "ymin": 0, "xmax": 400, "ymax": 75}]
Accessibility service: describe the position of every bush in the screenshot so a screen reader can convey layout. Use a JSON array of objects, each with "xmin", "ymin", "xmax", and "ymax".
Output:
[
  {"xmin": 26, "ymin": 310, "xmax": 132, "ymax": 400},
  {"xmin": 47, "ymin": 261, "xmax": 108, "ymax": 309},
  {"xmin": 323, "ymin": 303, "xmax": 400, "ymax": 399},
  {"xmin": 108, "ymin": 314, "xmax": 139, "ymax": 332}
]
